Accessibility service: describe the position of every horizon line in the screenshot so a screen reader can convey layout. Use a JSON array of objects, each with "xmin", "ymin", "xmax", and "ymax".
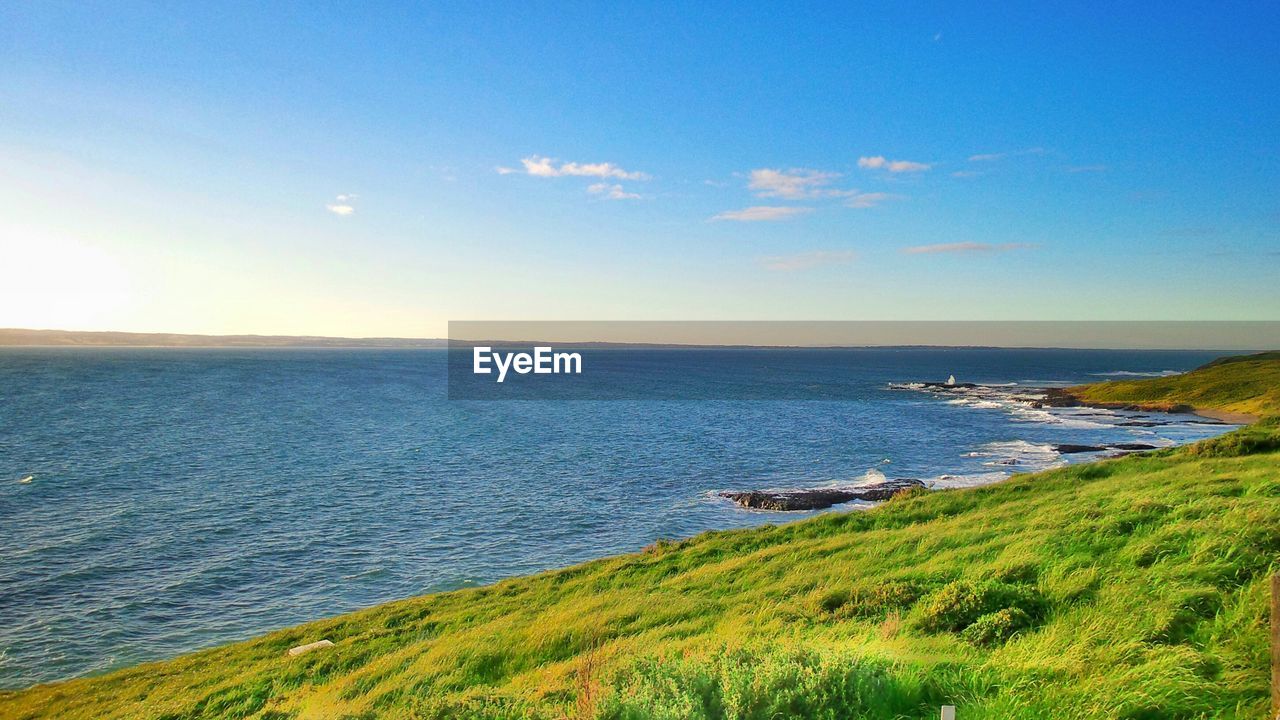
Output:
[{"xmin": 2, "ymin": 326, "xmax": 1278, "ymax": 353}]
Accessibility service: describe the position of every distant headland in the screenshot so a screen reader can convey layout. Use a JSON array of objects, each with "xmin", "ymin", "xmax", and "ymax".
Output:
[{"xmin": 0, "ymin": 328, "xmax": 448, "ymax": 348}]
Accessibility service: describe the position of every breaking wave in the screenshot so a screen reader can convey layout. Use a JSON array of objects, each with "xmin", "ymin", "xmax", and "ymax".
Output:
[{"xmin": 1090, "ymin": 370, "xmax": 1183, "ymax": 377}]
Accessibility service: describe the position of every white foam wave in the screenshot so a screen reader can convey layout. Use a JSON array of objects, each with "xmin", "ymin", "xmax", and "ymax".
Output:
[
  {"xmin": 946, "ymin": 398, "xmax": 1005, "ymax": 410},
  {"xmin": 1090, "ymin": 370, "xmax": 1183, "ymax": 377},
  {"xmin": 972, "ymin": 439, "xmax": 1065, "ymax": 472},
  {"xmin": 926, "ymin": 472, "xmax": 1011, "ymax": 489}
]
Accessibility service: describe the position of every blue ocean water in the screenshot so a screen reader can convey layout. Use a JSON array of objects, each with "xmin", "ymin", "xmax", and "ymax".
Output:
[{"xmin": 0, "ymin": 347, "xmax": 1238, "ymax": 688}]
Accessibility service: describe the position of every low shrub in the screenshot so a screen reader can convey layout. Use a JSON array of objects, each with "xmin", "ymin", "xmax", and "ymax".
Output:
[
  {"xmin": 960, "ymin": 608, "xmax": 1033, "ymax": 647},
  {"xmin": 913, "ymin": 580, "xmax": 1047, "ymax": 634},
  {"xmin": 813, "ymin": 579, "xmax": 929, "ymax": 619}
]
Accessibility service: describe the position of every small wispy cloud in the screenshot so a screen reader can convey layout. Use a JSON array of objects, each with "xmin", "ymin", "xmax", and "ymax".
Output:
[
  {"xmin": 845, "ymin": 192, "xmax": 901, "ymax": 209},
  {"xmin": 902, "ymin": 242, "xmax": 1035, "ymax": 255},
  {"xmin": 326, "ymin": 194, "xmax": 357, "ymax": 216},
  {"xmin": 587, "ymin": 183, "xmax": 641, "ymax": 200},
  {"xmin": 967, "ymin": 148, "xmax": 1044, "ymax": 163},
  {"xmin": 502, "ymin": 155, "xmax": 650, "ymax": 181},
  {"xmin": 748, "ymin": 168, "xmax": 845, "ymax": 199},
  {"xmin": 951, "ymin": 170, "xmax": 983, "ymax": 178},
  {"xmin": 759, "ymin": 250, "xmax": 856, "ymax": 271},
  {"xmin": 1067, "ymin": 164, "xmax": 1107, "ymax": 173},
  {"xmin": 712, "ymin": 206, "xmax": 813, "ymax": 222},
  {"xmin": 858, "ymin": 156, "xmax": 931, "ymax": 173}
]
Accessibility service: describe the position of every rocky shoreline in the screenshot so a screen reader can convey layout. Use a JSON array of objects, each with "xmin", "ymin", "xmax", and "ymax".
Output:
[
  {"xmin": 1035, "ymin": 387, "xmax": 1194, "ymax": 413},
  {"xmin": 718, "ymin": 378, "xmax": 1242, "ymax": 513},
  {"xmin": 1037, "ymin": 387, "xmax": 1258, "ymax": 425},
  {"xmin": 718, "ymin": 477, "xmax": 926, "ymax": 511}
]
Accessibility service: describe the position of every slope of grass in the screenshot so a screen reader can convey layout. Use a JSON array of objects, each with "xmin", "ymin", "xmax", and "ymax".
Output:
[
  {"xmin": 3, "ymin": 354, "xmax": 1279, "ymax": 719},
  {"xmin": 4, "ymin": 425, "xmax": 1278, "ymax": 719},
  {"xmin": 1068, "ymin": 351, "xmax": 1280, "ymax": 418}
]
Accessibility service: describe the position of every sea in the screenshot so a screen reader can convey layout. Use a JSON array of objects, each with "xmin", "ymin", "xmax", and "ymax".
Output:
[{"xmin": 0, "ymin": 347, "xmax": 1240, "ymax": 688}]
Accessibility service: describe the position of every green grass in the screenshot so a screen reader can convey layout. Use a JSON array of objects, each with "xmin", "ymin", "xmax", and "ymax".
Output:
[
  {"xmin": 1068, "ymin": 351, "xmax": 1280, "ymax": 418},
  {"xmin": 3, "ymin": 355, "xmax": 1280, "ymax": 719}
]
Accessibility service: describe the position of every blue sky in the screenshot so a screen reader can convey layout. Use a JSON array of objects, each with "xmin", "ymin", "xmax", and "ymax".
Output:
[{"xmin": 1, "ymin": 2, "xmax": 1277, "ymax": 336}]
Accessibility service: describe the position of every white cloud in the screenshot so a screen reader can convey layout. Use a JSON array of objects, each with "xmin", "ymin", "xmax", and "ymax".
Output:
[
  {"xmin": 951, "ymin": 170, "xmax": 983, "ymax": 178},
  {"xmin": 748, "ymin": 168, "xmax": 844, "ymax": 199},
  {"xmin": 560, "ymin": 160, "xmax": 649, "ymax": 180},
  {"xmin": 507, "ymin": 155, "xmax": 650, "ymax": 180},
  {"xmin": 712, "ymin": 206, "xmax": 813, "ymax": 222},
  {"xmin": 326, "ymin": 194, "xmax": 357, "ymax": 216},
  {"xmin": 845, "ymin": 192, "xmax": 901, "ymax": 208},
  {"xmin": 887, "ymin": 159, "xmax": 931, "ymax": 172},
  {"xmin": 1067, "ymin": 164, "xmax": 1107, "ymax": 173},
  {"xmin": 588, "ymin": 183, "xmax": 641, "ymax": 200},
  {"xmin": 902, "ymin": 242, "xmax": 1035, "ymax": 255},
  {"xmin": 968, "ymin": 147, "xmax": 1044, "ymax": 162},
  {"xmin": 521, "ymin": 155, "xmax": 560, "ymax": 177},
  {"xmin": 858, "ymin": 156, "xmax": 931, "ymax": 173},
  {"xmin": 760, "ymin": 250, "xmax": 856, "ymax": 271}
]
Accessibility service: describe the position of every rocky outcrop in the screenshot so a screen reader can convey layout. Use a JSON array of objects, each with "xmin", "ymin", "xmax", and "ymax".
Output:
[
  {"xmin": 1052, "ymin": 442, "xmax": 1161, "ymax": 454},
  {"xmin": 1036, "ymin": 388, "xmax": 1082, "ymax": 408},
  {"xmin": 1052, "ymin": 444, "xmax": 1106, "ymax": 454},
  {"xmin": 1038, "ymin": 388, "xmax": 1197, "ymax": 415},
  {"xmin": 719, "ymin": 478, "xmax": 926, "ymax": 511}
]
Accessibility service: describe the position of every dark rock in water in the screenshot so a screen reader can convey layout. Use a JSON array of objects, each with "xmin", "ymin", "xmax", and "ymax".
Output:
[
  {"xmin": 920, "ymin": 381, "xmax": 978, "ymax": 389},
  {"xmin": 719, "ymin": 478, "xmax": 926, "ymax": 511},
  {"xmin": 1118, "ymin": 421, "xmax": 1163, "ymax": 427},
  {"xmin": 1039, "ymin": 389, "xmax": 1081, "ymax": 407},
  {"xmin": 1053, "ymin": 442, "xmax": 1161, "ymax": 454},
  {"xmin": 1053, "ymin": 444, "xmax": 1106, "ymax": 454}
]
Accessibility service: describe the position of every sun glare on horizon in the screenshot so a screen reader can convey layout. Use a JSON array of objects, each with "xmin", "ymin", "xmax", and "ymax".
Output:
[{"xmin": 2, "ymin": 234, "xmax": 133, "ymax": 331}]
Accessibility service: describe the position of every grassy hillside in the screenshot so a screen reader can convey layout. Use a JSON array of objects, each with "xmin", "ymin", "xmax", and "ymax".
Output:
[
  {"xmin": 1068, "ymin": 351, "xmax": 1280, "ymax": 418},
  {"xmin": 3, "ymin": 358, "xmax": 1280, "ymax": 719}
]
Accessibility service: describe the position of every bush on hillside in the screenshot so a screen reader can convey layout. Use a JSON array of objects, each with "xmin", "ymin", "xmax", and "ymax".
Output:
[
  {"xmin": 813, "ymin": 579, "xmax": 929, "ymax": 618},
  {"xmin": 913, "ymin": 580, "xmax": 1047, "ymax": 634},
  {"xmin": 960, "ymin": 607, "xmax": 1033, "ymax": 647}
]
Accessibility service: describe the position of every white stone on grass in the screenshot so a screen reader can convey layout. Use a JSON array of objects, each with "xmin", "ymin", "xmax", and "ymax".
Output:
[{"xmin": 287, "ymin": 639, "xmax": 334, "ymax": 657}]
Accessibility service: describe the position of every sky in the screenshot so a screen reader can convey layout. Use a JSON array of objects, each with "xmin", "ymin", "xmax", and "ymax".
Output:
[{"xmin": 1, "ymin": 2, "xmax": 1277, "ymax": 338}]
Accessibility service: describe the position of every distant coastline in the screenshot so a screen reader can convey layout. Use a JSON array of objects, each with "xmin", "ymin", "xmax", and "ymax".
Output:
[
  {"xmin": 0, "ymin": 329, "xmax": 448, "ymax": 348},
  {"xmin": 2, "ymin": 327, "xmax": 1273, "ymax": 352}
]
